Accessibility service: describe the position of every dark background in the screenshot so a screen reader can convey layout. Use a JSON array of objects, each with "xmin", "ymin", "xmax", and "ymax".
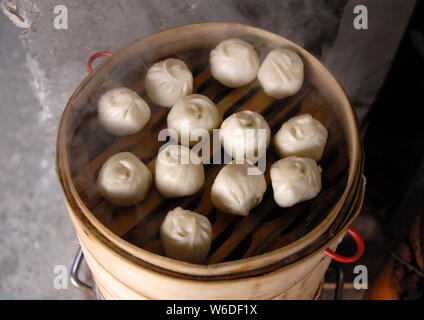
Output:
[{"xmin": 328, "ymin": 1, "xmax": 424, "ymax": 300}]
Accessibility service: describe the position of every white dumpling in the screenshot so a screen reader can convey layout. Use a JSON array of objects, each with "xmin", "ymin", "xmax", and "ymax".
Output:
[
  {"xmin": 211, "ymin": 161, "xmax": 267, "ymax": 216},
  {"xmin": 258, "ymin": 48, "xmax": 304, "ymax": 99},
  {"xmin": 98, "ymin": 87, "xmax": 151, "ymax": 136},
  {"xmin": 160, "ymin": 207, "xmax": 212, "ymax": 264},
  {"xmin": 167, "ymin": 94, "xmax": 222, "ymax": 146},
  {"xmin": 97, "ymin": 152, "xmax": 152, "ymax": 206},
  {"xmin": 145, "ymin": 58, "xmax": 193, "ymax": 107},
  {"xmin": 155, "ymin": 144, "xmax": 205, "ymax": 198},
  {"xmin": 270, "ymin": 156, "xmax": 321, "ymax": 208},
  {"xmin": 210, "ymin": 38, "xmax": 259, "ymax": 88},
  {"xmin": 219, "ymin": 110, "xmax": 270, "ymax": 162},
  {"xmin": 274, "ymin": 114, "xmax": 328, "ymax": 161}
]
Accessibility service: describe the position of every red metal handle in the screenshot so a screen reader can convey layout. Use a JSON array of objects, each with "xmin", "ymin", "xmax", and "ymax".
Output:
[
  {"xmin": 87, "ymin": 51, "xmax": 112, "ymax": 73},
  {"xmin": 324, "ymin": 226, "xmax": 364, "ymax": 263}
]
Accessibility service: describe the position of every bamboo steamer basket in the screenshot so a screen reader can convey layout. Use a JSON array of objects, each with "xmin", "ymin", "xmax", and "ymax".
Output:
[{"xmin": 56, "ymin": 23, "xmax": 366, "ymax": 299}]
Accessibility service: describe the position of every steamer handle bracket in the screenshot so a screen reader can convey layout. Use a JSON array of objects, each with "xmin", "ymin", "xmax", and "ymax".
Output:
[
  {"xmin": 87, "ymin": 51, "xmax": 113, "ymax": 73},
  {"xmin": 70, "ymin": 247, "xmax": 94, "ymax": 294},
  {"xmin": 324, "ymin": 226, "xmax": 364, "ymax": 263}
]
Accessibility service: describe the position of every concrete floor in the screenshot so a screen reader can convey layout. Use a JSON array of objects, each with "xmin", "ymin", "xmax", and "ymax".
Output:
[{"xmin": 0, "ymin": 13, "xmax": 85, "ymax": 299}]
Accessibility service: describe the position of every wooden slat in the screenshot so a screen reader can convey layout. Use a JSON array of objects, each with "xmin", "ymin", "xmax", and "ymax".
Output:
[
  {"xmin": 206, "ymin": 190, "xmax": 275, "ymax": 264},
  {"xmin": 263, "ymin": 175, "xmax": 349, "ymax": 253},
  {"xmin": 139, "ymin": 240, "xmax": 164, "ymax": 255},
  {"xmin": 242, "ymin": 202, "xmax": 312, "ymax": 258},
  {"xmin": 210, "ymin": 212, "xmax": 237, "ymax": 241}
]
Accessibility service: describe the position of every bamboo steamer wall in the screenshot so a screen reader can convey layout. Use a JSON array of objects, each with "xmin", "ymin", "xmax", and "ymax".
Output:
[
  {"xmin": 63, "ymin": 177, "xmax": 364, "ymax": 299},
  {"xmin": 56, "ymin": 23, "xmax": 365, "ymax": 300}
]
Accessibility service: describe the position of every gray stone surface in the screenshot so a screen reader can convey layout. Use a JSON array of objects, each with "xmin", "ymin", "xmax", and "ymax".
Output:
[{"xmin": 0, "ymin": 13, "xmax": 85, "ymax": 299}]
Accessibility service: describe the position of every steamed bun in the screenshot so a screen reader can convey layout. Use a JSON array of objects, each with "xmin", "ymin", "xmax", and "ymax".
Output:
[
  {"xmin": 219, "ymin": 110, "xmax": 270, "ymax": 162},
  {"xmin": 211, "ymin": 161, "xmax": 267, "ymax": 216},
  {"xmin": 270, "ymin": 156, "xmax": 321, "ymax": 208},
  {"xmin": 98, "ymin": 87, "xmax": 151, "ymax": 136},
  {"xmin": 160, "ymin": 207, "xmax": 212, "ymax": 264},
  {"xmin": 155, "ymin": 144, "xmax": 205, "ymax": 198},
  {"xmin": 258, "ymin": 48, "xmax": 304, "ymax": 99},
  {"xmin": 274, "ymin": 114, "xmax": 328, "ymax": 161},
  {"xmin": 167, "ymin": 94, "xmax": 222, "ymax": 146},
  {"xmin": 145, "ymin": 58, "xmax": 193, "ymax": 107},
  {"xmin": 210, "ymin": 38, "xmax": 259, "ymax": 88},
  {"xmin": 97, "ymin": 152, "xmax": 152, "ymax": 206}
]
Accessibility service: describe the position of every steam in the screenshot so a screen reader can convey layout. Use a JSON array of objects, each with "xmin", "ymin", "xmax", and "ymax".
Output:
[{"xmin": 63, "ymin": 0, "xmax": 348, "ymax": 224}]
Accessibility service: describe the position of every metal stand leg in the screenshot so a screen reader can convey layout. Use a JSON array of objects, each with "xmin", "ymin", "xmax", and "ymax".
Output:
[
  {"xmin": 70, "ymin": 246, "xmax": 99, "ymax": 299},
  {"xmin": 329, "ymin": 263, "xmax": 344, "ymax": 300}
]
